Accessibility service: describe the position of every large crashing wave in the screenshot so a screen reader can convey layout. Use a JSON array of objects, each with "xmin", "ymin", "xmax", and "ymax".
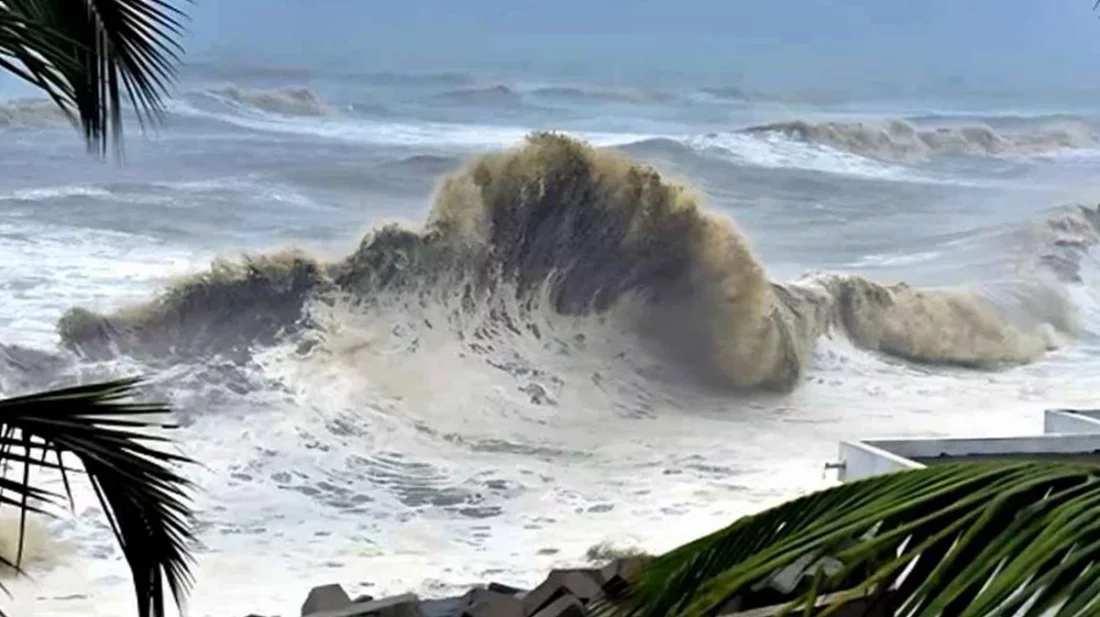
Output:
[
  {"xmin": 742, "ymin": 119, "xmax": 1096, "ymax": 162},
  {"xmin": 58, "ymin": 133, "xmax": 1063, "ymax": 392}
]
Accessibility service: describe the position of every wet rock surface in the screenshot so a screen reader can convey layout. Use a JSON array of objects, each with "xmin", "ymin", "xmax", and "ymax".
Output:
[{"xmin": 297, "ymin": 558, "xmax": 648, "ymax": 617}]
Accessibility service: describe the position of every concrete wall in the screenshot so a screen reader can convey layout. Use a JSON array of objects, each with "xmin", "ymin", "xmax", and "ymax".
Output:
[
  {"xmin": 838, "ymin": 431, "xmax": 1100, "ymax": 482},
  {"xmin": 1044, "ymin": 410, "xmax": 1100, "ymax": 435},
  {"xmin": 837, "ymin": 441, "xmax": 923, "ymax": 482},
  {"xmin": 865, "ymin": 434, "xmax": 1100, "ymax": 459}
]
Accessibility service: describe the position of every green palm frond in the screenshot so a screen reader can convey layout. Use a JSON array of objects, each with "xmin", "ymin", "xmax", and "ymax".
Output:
[
  {"xmin": 0, "ymin": 377, "xmax": 195, "ymax": 617},
  {"xmin": 0, "ymin": 0, "xmax": 187, "ymax": 156},
  {"xmin": 601, "ymin": 461, "xmax": 1100, "ymax": 617}
]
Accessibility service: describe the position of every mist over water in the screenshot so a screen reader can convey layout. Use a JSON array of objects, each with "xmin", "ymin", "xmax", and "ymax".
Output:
[{"xmin": 5, "ymin": 2, "xmax": 1100, "ymax": 616}]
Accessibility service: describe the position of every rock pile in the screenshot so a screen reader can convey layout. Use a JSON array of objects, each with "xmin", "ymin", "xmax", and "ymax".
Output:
[{"xmin": 288, "ymin": 557, "xmax": 648, "ymax": 617}]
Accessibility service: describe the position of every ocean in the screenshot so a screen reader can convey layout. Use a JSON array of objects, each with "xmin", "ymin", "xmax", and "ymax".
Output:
[{"xmin": 4, "ymin": 67, "xmax": 1100, "ymax": 616}]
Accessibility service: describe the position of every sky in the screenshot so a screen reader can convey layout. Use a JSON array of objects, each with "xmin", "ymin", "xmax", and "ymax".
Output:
[{"xmin": 180, "ymin": 0, "xmax": 1100, "ymax": 94}]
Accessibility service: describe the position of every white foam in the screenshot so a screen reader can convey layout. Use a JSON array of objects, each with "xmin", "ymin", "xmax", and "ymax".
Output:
[
  {"xmin": 1, "ymin": 186, "xmax": 112, "ymax": 201},
  {"xmin": 685, "ymin": 131, "xmax": 907, "ymax": 179},
  {"xmin": 1020, "ymin": 146, "xmax": 1100, "ymax": 161},
  {"xmin": 850, "ymin": 250, "xmax": 942, "ymax": 268},
  {"xmin": 173, "ymin": 96, "xmax": 891, "ymax": 177},
  {"xmin": 168, "ymin": 100, "xmax": 647, "ymax": 151},
  {"xmin": 166, "ymin": 98, "xmax": 981, "ymax": 186},
  {"xmin": 22, "ymin": 282, "xmax": 1100, "ymax": 616},
  {"xmin": 0, "ymin": 219, "xmax": 203, "ymax": 348},
  {"xmin": 169, "ymin": 102, "xmax": 965, "ymax": 182}
]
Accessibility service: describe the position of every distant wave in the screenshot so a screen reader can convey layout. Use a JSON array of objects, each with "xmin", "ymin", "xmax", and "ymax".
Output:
[
  {"xmin": 423, "ymin": 83, "xmax": 671, "ymax": 109},
  {"xmin": 529, "ymin": 86, "xmax": 631, "ymax": 103},
  {"xmin": 0, "ymin": 99, "xmax": 69, "ymax": 128},
  {"xmin": 697, "ymin": 87, "xmax": 847, "ymax": 105},
  {"xmin": 165, "ymin": 103, "xmax": 534, "ymax": 148},
  {"xmin": 904, "ymin": 112, "xmax": 1093, "ymax": 130},
  {"xmin": 174, "ymin": 93, "xmax": 916, "ymax": 180},
  {"xmin": 741, "ymin": 118, "xmax": 1096, "ymax": 162},
  {"xmin": 354, "ymin": 71, "xmax": 475, "ymax": 88},
  {"xmin": 344, "ymin": 101, "xmax": 398, "ymax": 118},
  {"xmin": 181, "ymin": 61, "xmax": 312, "ymax": 82},
  {"xmin": 672, "ymin": 133, "xmax": 909, "ymax": 180},
  {"xmin": 182, "ymin": 62, "xmax": 475, "ymax": 88},
  {"xmin": 697, "ymin": 86, "xmax": 772, "ymax": 102},
  {"xmin": 165, "ymin": 98, "xmax": 648, "ymax": 151},
  {"xmin": 617, "ymin": 134, "xmax": 898, "ymax": 182},
  {"xmin": 155, "ymin": 87, "xmax": 1095, "ymax": 181},
  {"xmin": 616, "ymin": 137, "xmax": 699, "ymax": 160},
  {"xmin": 163, "ymin": 95, "xmax": 927, "ymax": 181},
  {"xmin": 373, "ymin": 154, "xmax": 464, "ymax": 176},
  {"xmin": 3, "ymin": 87, "xmax": 339, "ymax": 127},
  {"xmin": 59, "ymin": 133, "xmax": 1066, "ymax": 394},
  {"xmin": 426, "ymin": 85, "xmax": 524, "ymax": 108},
  {"xmin": 528, "ymin": 86, "xmax": 670, "ymax": 105},
  {"xmin": 204, "ymin": 86, "xmax": 334, "ymax": 117}
]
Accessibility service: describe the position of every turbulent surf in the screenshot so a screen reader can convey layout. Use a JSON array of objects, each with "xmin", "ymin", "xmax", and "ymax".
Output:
[
  {"xmin": 742, "ymin": 118, "xmax": 1096, "ymax": 161},
  {"xmin": 57, "ymin": 133, "xmax": 1065, "ymax": 392},
  {"xmin": 10, "ymin": 52, "xmax": 1100, "ymax": 617}
]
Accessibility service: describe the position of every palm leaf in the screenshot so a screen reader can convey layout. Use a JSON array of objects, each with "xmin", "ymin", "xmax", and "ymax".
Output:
[
  {"xmin": 0, "ymin": 377, "xmax": 195, "ymax": 617},
  {"xmin": 0, "ymin": 0, "xmax": 187, "ymax": 156},
  {"xmin": 599, "ymin": 461, "xmax": 1100, "ymax": 617}
]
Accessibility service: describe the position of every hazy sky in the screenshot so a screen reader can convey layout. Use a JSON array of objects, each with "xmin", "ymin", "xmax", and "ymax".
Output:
[{"xmin": 182, "ymin": 0, "xmax": 1100, "ymax": 93}]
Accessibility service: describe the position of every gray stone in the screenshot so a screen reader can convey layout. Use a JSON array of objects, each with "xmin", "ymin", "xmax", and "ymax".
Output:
[
  {"xmin": 521, "ymin": 570, "xmax": 603, "ymax": 616},
  {"xmin": 461, "ymin": 589, "xmax": 523, "ymax": 617},
  {"xmin": 310, "ymin": 593, "xmax": 424, "ymax": 617},
  {"xmin": 530, "ymin": 596, "xmax": 586, "ymax": 617},
  {"xmin": 486, "ymin": 583, "xmax": 524, "ymax": 596},
  {"xmin": 421, "ymin": 596, "xmax": 464, "ymax": 617},
  {"xmin": 303, "ymin": 584, "xmax": 352, "ymax": 616},
  {"xmin": 598, "ymin": 557, "xmax": 649, "ymax": 598},
  {"xmin": 462, "ymin": 589, "xmax": 506, "ymax": 605}
]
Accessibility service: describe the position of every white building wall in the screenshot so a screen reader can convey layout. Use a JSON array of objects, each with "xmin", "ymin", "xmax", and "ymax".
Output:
[
  {"xmin": 837, "ymin": 411, "xmax": 1100, "ymax": 483},
  {"xmin": 1044, "ymin": 410, "xmax": 1100, "ymax": 435}
]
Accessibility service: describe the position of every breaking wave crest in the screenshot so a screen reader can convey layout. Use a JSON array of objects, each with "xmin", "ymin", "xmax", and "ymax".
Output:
[
  {"xmin": 742, "ymin": 118, "xmax": 1096, "ymax": 162},
  {"xmin": 204, "ymin": 86, "xmax": 333, "ymax": 117},
  {"xmin": 58, "ymin": 134, "xmax": 1067, "ymax": 392},
  {"xmin": 528, "ymin": 86, "xmax": 669, "ymax": 105},
  {"xmin": 424, "ymin": 84, "xmax": 669, "ymax": 108},
  {"xmin": 428, "ymin": 85, "xmax": 524, "ymax": 107}
]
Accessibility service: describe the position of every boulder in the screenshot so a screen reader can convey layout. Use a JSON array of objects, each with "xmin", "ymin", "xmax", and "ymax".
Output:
[
  {"xmin": 520, "ymin": 570, "xmax": 603, "ymax": 616},
  {"xmin": 421, "ymin": 596, "xmax": 465, "ymax": 617},
  {"xmin": 460, "ymin": 588, "xmax": 523, "ymax": 617},
  {"xmin": 303, "ymin": 584, "xmax": 352, "ymax": 616},
  {"xmin": 598, "ymin": 557, "xmax": 649, "ymax": 598},
  {"xmin": 463, "ymin": 589, "xmax": 511, "ymax": 605},
  {"xmin": 310, "ymin": 593, "xmax": 424, "ymax": 617},
  {"xmin": 486, "ymin": 583, "xmax": 525, "ymax": 597},
  {"xmin": 530, "ymin": 596, "xmax": 586, "ymax": 617}
]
